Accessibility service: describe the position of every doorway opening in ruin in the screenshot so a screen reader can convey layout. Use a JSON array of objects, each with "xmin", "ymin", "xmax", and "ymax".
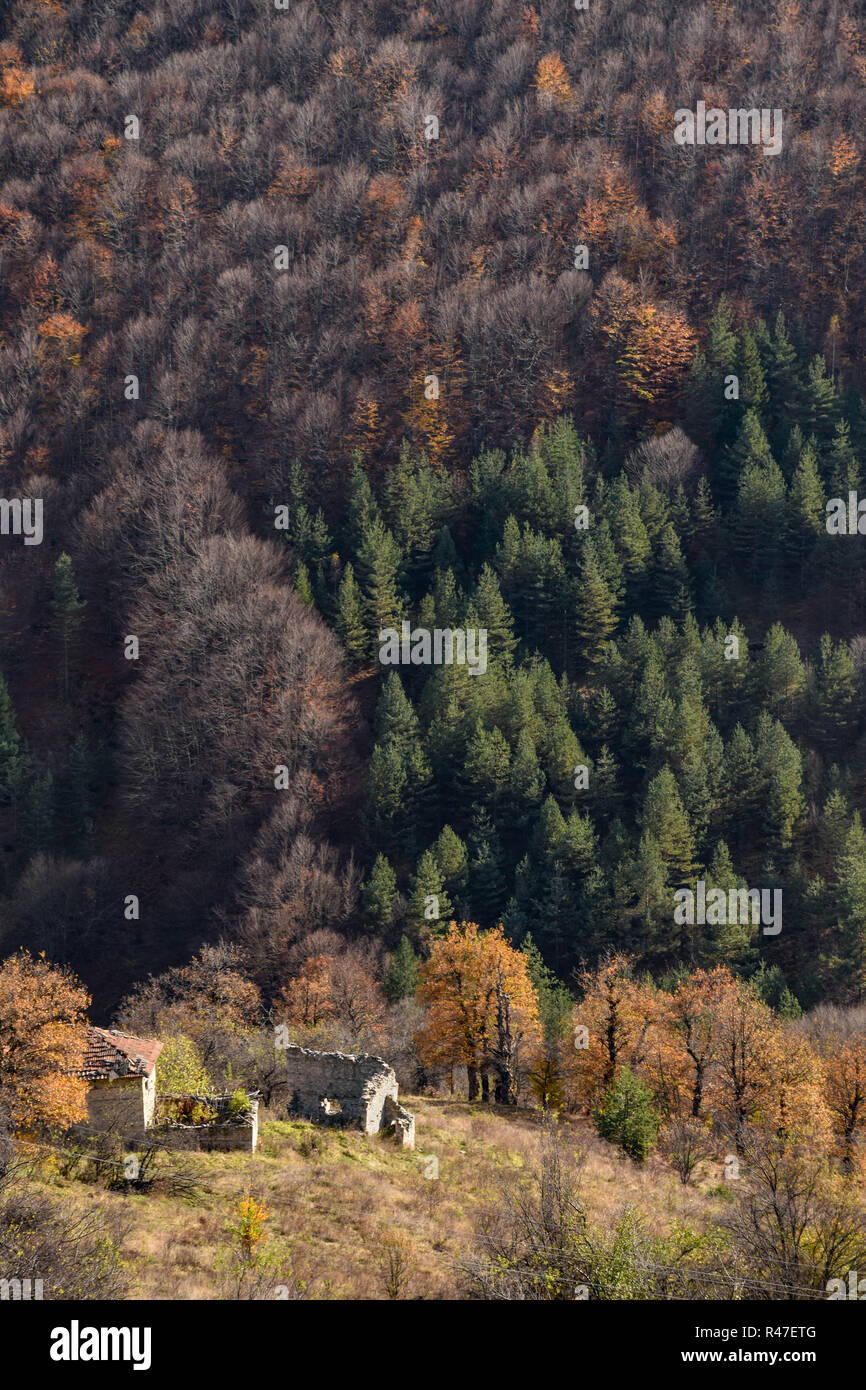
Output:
[{"xmin": 320, "ymin": 1097, "xmax": 342, "ymax": 1116}]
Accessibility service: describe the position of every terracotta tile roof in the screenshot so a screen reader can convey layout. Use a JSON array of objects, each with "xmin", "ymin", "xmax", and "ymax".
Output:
[{"xmin": 75, "ymin": 1027, "xmax": 163, "ymax": 1080}]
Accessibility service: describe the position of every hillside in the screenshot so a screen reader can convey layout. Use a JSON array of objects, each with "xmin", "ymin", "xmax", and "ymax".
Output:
[
  {"xmin": 1, "ymin": 0, "xmax": 866, "ymax": 1011},
  {"xmin": 10, "ymin": 1098, "xmax": 763, "ymax": 1301},
  {"xmin": 2, "ymin": 0, "xmax": 866, "ymax": 1320}
]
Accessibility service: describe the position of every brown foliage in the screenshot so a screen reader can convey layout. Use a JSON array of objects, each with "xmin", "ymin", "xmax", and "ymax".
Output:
[
  {"xmin": 416, "ymin": 922, "xmax": 541, "ymax": 1100},
  {"xmin": 0, "ymin": 951, "xmax": 90, "ymax": 1134}
]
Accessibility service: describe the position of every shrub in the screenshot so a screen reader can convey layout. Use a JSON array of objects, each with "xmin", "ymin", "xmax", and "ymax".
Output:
[
  {"xmin": 156, "ymin": 1036, "xmax": 213, "ymax": 1095},
  {"xmin": 228, "ymin": 1088, "xmax": 252, "ymax": 1118},
  {"xmin": 593, "ymin": 1066, "xmax": 660, "ymax": 1163},
  {"xmin": 161, "ymin": 1096, "xmax": 217, "ymax": 1126}
]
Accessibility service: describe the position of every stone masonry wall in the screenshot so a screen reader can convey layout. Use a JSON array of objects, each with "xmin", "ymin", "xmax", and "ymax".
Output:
[
  {"xmin": 157, "ymin": 1114, "xmax": 258, "ymax": 1154},
  {"xmin": 282, "ymin": 1044, "xmax": 413, "ymax": 1145},
  {"xmin": 85, "ymin": 1077, "xmax": 147, "ymax": 1139}
]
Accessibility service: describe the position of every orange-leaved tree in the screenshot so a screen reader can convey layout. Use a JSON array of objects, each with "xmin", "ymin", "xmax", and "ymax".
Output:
[
  {"xmin": 0, "ymin": 950, "xmax": 91, "ymax": 1134},
  {"xmin": 534, "ymin": 53, "xmax": 573, "ymax": 109},
  {"xmin": 822, "ymin": 1035, "xmax": 866, "ymax": 1171},
  {"xmin": 276, "ymin": 950, "xmax": 386, "ymax": 1048},
  {"xmin": 562, "ymin": 953, "xmax": 660, "ymax": 1112},
  {"xmin": 416, "ymin": 922, "xmax": 541, "ymax": 1102},
  {"xmin": 651, "ymin": 966, "xmax": 740, "ymax": 1121}
]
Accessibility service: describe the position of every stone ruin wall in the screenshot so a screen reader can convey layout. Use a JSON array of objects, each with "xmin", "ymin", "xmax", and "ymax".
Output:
[{"xmin": 282, "ymin": 1044, "xmax": 415, "ymax": 1148}]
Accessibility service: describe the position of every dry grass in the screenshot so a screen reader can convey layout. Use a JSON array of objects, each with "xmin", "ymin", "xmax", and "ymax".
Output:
[{"xmin": 18, "ymin": 1100, "xmax": 737, "ymax": 1300}]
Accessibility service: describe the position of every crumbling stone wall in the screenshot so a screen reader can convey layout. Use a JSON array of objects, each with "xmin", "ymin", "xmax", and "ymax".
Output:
[
  {"xmin": 157, "ymin": 1103, "xmax": 258, "ymax": 1154},
  {"xmin": 85, "ymin": 1077, "xmax": 148, "ymax": 1139},
  {"xmin": 283, "ymin": 1044, "xmax": 414, "ymax": 1147},
  {"xmin": 384, "ymin": 1094, "xmax": 415, "ymax": 1149}
]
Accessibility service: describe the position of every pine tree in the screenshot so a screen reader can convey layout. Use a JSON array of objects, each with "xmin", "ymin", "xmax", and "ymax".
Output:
[
  {"xmin": 507, "ymin": 728, "xmax": 546, "ymax": 830},
  {"xmin": 345, "ymin": 455, "xmax": 379, "ymax": 555},
  {"xmin": 592, "ymin": 743, "xmax": 621, "ymax": 816},
  {"xmin": 374, "ymin": 671, "xmax": 421, "ymax": 749},
  {"xmin": 691, "ymin": 475, "xmax": 716, "ymax": 542},
  {"xmin": 608, "ymin": 477, "xmax": 651, "ymax": 607},
  {"xmin": 50, "ymin": 553, "xmax": 86, "ymax": 700},
  {"xmin": 737, "ymin": 325, "xmax": 769, "ymax": 416},
  {"xmin": 781, "ymin": 424, "xmax": 806, "ymax": 480},
  {"xmin": 542, "ymin": 716, "xmax": 585, "ymax": 801},
  {"xmin": 523, "ymin": 933, "xmax": 572, "ymax": 1109},
  {"xmin": 720, "ymin": 724, "xmax": 760, "ymax": 857},
  {"xmin": 382, "ymin": 440, "xmax": 425, "ymax": 556},
  {"xmin": 365, "ymin": 735, "xmax": 432, "ymax": 860},
  {"xmin": 431, "ymin": 566, "xmax": 462, "ymax": 628},
  {"xmin": 735, "ymin": 456, "xmax": 787, "ymax": 585},
  {"xmin": 684, "ymin": 348, "xmax": 713, "ymax": 447},
  {"xmin": 335, "ymin": 562, "xmax": 368, "ymax": 669},
  {"xmin": 361, "ymin": 853, "xmax": 398, "ymax": 933},
  {"xmin": 424, "ymin": 686, "xmax": 469, "ymax": 826},
  {"xmin": 365, "ymin": 743, "xmax": 410, "ymax": 851},
  {"xmin": 807, "ymin": 635, "xmax": 859, "ymax": 756},
  {"xmin": 648, "ymin": 522, "xmax": 692, "ymax": 623},
  {"xmin": 834, "ymin": 814, "xmax": 866, "ymax": 1000},
  {"xmin": 431, "ymin": 525, "xmax": 461, "ymax": 582},
  {"xmin": 573, "ymin": 540, "xmax": 618, "ymax": 678},
  {"xmin": 705, "ymin": 295, "xmax": 740, "ymax": 446},
  {"xmin": 641, "ymin": 766, "xmax": 698, "ymax": 885},
  {"xmin": 719, "ymin": 409, "xmax": 776, "ymax": 506},
  {"xmin": 356, "ymin": 517, "xmax": 403, "ymax": 658},
  {"xmin": 753, "ymin": 712, "xmax": 805, "ymax": 850},
  {"xmin": 818, "ymin": 788, "xmax": 851, "ymax": 878},
  {"xmin": 786, "ymin": 443, "xmax": 825, "ymax": 583},
  {"xmin": 628, "ymin": 652, "xmax": 674, "ymax": 774},
  {"xmin": 21, "ymin": 764, "xmax": 55, "ymax": 853},
  {"xmin": 796, "ymin": 355, "xmax": 838, "ymax": 444},
  {"xmin": 463, "ymin": 721, "xmax": 511, "ymax": 821},
  {"xmin": 701, "ymin": 840, "xmax": 755, "ymax": 970},
  {"xmin": 767, "ymin": 310, "xmax": 800, "ymax": 452},
  {"xmin": 826, "ymin": 419, "xmax": 859, "ymax": 495},
  {"xmin": 471, "ymin": 564, "xmax": 518, "ymax": 667},
  {"xmin": 294, "ymin": 560, "xmax": 315, "ymax": 607},
  {"xmin": 616, "ymin": 830, "xmax": 671, "ymax": 962},
  {"xmin": 279, "ymin": 464, "xmax": 334, "ymax": 603},
  {"xmin": 752, "ymin": 624, "xmax": 805, "ymax": 718},
  {"xmin": 433, "ymin": 824, "xmax": 469, "ymax": 915},
  {"xmin": 409, "ymin": 848, "xmax": 451, "ymax": 934},
  {"xmin": 466, "ymin": 809, "xmax": 509, "ymax": 925},
  {"xmin": 385, "ymin": 936, "xmax": 420, "ymax": 1002}
]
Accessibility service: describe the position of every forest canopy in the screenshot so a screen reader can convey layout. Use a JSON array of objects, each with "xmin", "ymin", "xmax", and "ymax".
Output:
[{"xmin": 0, "ymin": 0, "xmax": 865, "ymax": 1020}]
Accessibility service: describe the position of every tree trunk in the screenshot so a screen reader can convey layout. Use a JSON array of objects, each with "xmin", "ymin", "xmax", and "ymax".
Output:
[
  {"xmin": 467, "ymin": 1063, "xmax": 479, "ymax": 1101},
  {"xmin": 493, "ymin": 971, "xmax": 517, "ymax": 1105}
]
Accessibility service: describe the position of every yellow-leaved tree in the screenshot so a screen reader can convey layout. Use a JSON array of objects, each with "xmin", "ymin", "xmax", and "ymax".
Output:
[
  {"xmin": 416, "ymin": 922, "xmax": 541, "ymax": 1103},
  {"xmin": 0, "ymin": 950, "xmax": 91, "ymax": 1135}
]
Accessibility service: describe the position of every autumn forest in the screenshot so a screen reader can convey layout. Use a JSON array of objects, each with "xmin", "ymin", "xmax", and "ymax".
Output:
[{"xmin": 2, "ymin": 0, "xmax": 866, "ymax": 1310}]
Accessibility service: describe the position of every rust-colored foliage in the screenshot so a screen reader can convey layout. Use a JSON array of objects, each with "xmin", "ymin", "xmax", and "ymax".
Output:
[
  {"xmin": 416, "ymin": 922, "xmax": 541, "ymax": 1095},
  {"xmin": 534, "ymin": 54, "xmax": 573, "ymax": 109},
  {"xmin": 0, "ymin": 951, "xmax": 91, "ymax": 1134}
]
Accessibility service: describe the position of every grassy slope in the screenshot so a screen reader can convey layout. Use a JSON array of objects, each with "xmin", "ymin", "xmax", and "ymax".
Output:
[{"xmin": 26, "ymin": 1099, "xmax": 734, "ymax": 1300}]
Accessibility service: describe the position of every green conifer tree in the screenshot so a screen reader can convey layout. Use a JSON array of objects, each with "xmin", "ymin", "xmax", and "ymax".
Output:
[
  {"xmin": 335, "ymin": 562, "xmax": 368, "ymax": 669},
  {"xmin": 50, "ymin": 553, "xmax": 86, "ymax": 700}
]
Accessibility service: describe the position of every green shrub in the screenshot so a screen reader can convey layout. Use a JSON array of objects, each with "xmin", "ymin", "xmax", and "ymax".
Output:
[
  {"xmin": 593, "ymin": 1066, "xmax": 660, "ymax": 1163},
  {"xmin": 228, "ymin": 1088, "xmax": 252, "ymax": 1118},
  {"xmin": 156, "ymin": 1036, "xmax": 213, "ymax": 1096}
]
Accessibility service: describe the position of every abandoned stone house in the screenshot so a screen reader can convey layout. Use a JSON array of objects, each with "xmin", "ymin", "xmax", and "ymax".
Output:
[
  {"xmin": 70, "ymin": 1030, "xmax": 412, "ymax": 1152},
  {"xmin": 73, "ymin": 1028, "xmax": 260, "ymax": 1153},
  {"xmin": 282, "ymin": 1043, "xmax": 415, "ymax": 1148},
  {"xmin": 75, "ymin": 1027, "xmax": 163, "ymax": 1139}
]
